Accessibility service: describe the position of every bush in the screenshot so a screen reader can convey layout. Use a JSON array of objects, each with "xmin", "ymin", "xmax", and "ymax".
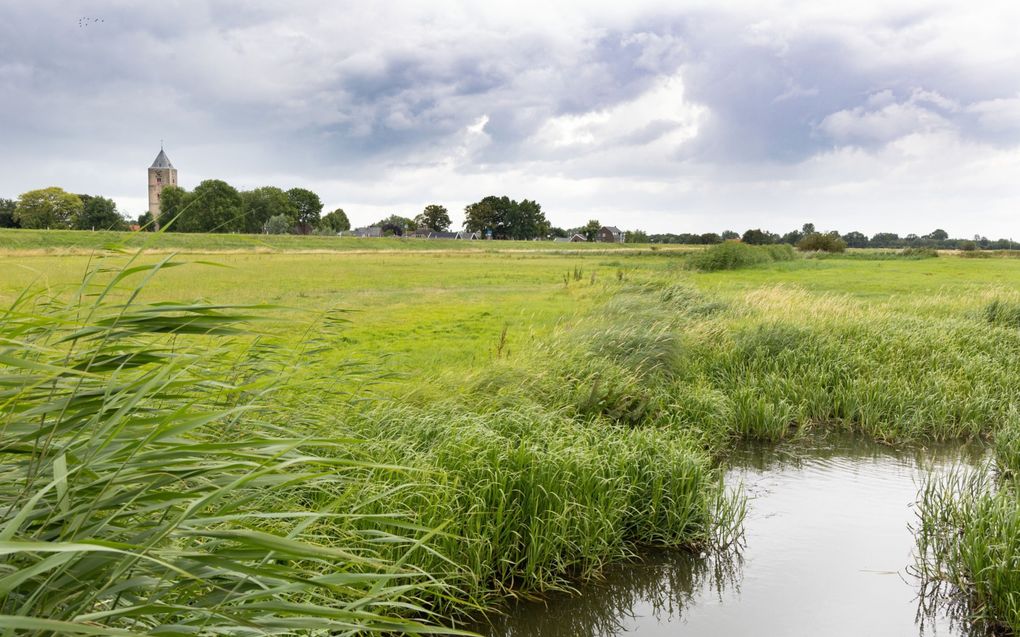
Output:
[
  {"xmin": 797, "ymin": 232, "xmax": 847, "ymax": 253},
  {"xmin": 899, "ymin": 247, "xmax": 938, "ymax": 258},
  {"xmin": 264, "ymin": 213, "xmax": 291, "ymax": 234},
  {"xmin": 686, "ymin": 241, "xmax": 795, "ymax": 272}
]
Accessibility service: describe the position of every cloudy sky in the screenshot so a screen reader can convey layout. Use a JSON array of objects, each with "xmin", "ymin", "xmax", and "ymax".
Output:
[{"xmin": 2, "ymin": 1, "xmax": 1019, "ymax": 236}]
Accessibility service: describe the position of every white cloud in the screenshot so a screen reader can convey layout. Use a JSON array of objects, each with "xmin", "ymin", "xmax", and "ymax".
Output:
[{"xmin": 817, "ymin": 96, "xmax": 952, "ymax": 144}]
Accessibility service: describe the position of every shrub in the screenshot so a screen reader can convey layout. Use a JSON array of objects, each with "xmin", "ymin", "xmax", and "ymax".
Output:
[
  {"xmin": 797, "ymin": 232, "xmax": 847, "ymax": 253},
  {"xmin": 265, "ymin": 213, "xmax": 291, "ymax": 234},
  {"xmin": 899, "ymin": 247, "xmax": 938, "ymax": 258},
  {"xmin": 686, "ymin": 241, "xmax": 795, "ymax": 272}
]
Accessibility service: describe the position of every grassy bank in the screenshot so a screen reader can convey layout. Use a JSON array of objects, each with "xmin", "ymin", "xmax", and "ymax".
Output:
[{"xmin": 4, "ymin": 246, "xmax": 1020, "ymax": 633}]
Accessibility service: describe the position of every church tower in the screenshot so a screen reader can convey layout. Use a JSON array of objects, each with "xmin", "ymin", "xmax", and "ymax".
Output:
[{"xmin": 147, "ymin": 146, "xmax": 178, "ymax": 228}]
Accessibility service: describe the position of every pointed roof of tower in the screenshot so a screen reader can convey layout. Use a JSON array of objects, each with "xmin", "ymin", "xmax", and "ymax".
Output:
[{"xmin": 150, "ymin": 148, "xmax": 174, "ymax": 169}]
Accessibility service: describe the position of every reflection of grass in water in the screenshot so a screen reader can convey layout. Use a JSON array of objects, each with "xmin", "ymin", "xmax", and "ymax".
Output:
[
  {"xmin": 915, "ymin": 459, "xmax": 1020, "ymax": 635},
  {"xmin": 477, "ymin": 547, "xmax": 745, "ymax": 637}
]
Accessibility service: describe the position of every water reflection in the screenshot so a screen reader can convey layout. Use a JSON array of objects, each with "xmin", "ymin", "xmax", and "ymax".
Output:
[
  {"xmin": 477, "ymin": 548, "xmax": 744, "ymax": 637},
  {"xmin": 474, "ymin": 432, "xmax": 986, "ymax": 637}
]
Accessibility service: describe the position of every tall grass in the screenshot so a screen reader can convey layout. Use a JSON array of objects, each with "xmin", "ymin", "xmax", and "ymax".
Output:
[
  {"xmin": 1, "ymin": 257, "xmax": 747, "ymax": 633},
  {"xmin": 915, "ymin": 467, "xmax": 1020, "ymax": 634},
  {"xmin": 0, "ymin": 257, "xmax": 455, "ymax": 635}
]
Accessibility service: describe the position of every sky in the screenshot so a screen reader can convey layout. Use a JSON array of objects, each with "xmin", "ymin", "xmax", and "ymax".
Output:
[{"xmin": 1, "ymin": 1, "xmax": 1018, "ymax": 237}]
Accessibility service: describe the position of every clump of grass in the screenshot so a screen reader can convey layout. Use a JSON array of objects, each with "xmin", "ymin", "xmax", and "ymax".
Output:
[
  {"xmin": 332, "ymin": 403, "xmax": 741, "ymax": 613},
  {"xmin": 915, "ymin": 470, "xmax": 1020, "ymax": 634},
  {"xmin": 900, "ymin": 246, "xmax": 939, "ymax": 258},
  {"xmin": 685, "ymin": 242, "xmax": 794, "ymax": 272},
  {"xmin": 983, "ymin": 299, "xmax": 1020, "ymax": 328}
]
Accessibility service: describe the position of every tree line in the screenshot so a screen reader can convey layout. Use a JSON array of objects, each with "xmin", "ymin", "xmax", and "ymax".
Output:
[
  {"xmin": 2, "ymin": 186, "xmax": 1013, "ymax": 250},
  {"xmin": 0, "ymin": 188, "xmax": 128, "ymax": 231},
  {"xmin": 644, "ymin": 224, "xmax": 1017, "ymax": 251}
]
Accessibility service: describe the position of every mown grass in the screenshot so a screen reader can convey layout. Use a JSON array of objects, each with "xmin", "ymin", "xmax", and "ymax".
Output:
[{"xmin": 6, "ymin": 245, "xmax": 1020, "ymax": 633}]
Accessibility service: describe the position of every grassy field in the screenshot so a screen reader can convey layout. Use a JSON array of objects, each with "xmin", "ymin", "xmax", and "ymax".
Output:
[
  {"xmin": 3, "ymin": 240, "xmax": 1020, "ymax": 634},
  {"xmin": 0, "ymin": 227, "xmax": 695, "ymax": 255}
]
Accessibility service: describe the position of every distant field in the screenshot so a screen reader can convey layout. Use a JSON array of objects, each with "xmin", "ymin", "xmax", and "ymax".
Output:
[
  {"xmin": 0, "ymin": 227, "xmax": 696, "ymax": 255},
  {"xmin": 5, "ymin": 247, "xmax": 1020, "ymax": 383}
]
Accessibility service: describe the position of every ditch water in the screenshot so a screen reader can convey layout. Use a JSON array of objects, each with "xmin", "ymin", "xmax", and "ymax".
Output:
[{"xmin": 474, "ymin": 434, "xmax": 985, "ymax": 637}]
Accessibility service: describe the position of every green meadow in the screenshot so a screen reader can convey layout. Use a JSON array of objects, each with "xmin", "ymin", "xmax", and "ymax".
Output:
[{"xmin": 2, "ymin": 238, "xmax": 1020, "ymax": 634}]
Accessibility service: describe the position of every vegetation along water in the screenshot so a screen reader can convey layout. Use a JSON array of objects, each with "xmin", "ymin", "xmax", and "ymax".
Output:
[{"xmin": 2, "ymin": 237, "xmax": 1020, "ymax": 635}]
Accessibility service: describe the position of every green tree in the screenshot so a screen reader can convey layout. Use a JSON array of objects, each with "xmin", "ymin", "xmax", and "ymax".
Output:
[
  {"xmin": 699, "ymin": 232, "xmax": 722, "ymax": 244},
  {"xmin": 286, "ymin": 188, "xmax": 323, "ymax": 233},
  {"xmin": 14, "ymin": 187, "xmax": 82, "ymax": 229},
  {"xmin": 72, "ymin": 195, "xmax": 126, "ymax": 231},
  {"xmin": 373, "ymin": 214, "xmax": 415, "ymax": 236},
  {"xmin": 870, "ymin": 232, "xmax": 900, "ymax": 248},
  {"xmin": 136, "ymin": 211, "xmax": 155, "ymax": 231},
  {"xmin": 625, "ymin": 229, "xmax": 649, "ymax": 243},
  {"xmin": 514, "ymin": 199, "xmax": 548, "ymax": 240},
  {"xmin": 721, "ymin": 230, "xmax": 739, "ymax": 240},
  {"xmin": 581, "ymin": 219, "xmax": 602, "ymax": 242},
  {"xmin": 176, "ymin": 180, "xmax": 243, "ymax": 233},
  {"xmin": 797, "ymin": 231, "xmax": 847, "ymax": 253},
  {"xmin": 463, "ymin": 195, "xmax": 549, "ymax": 240},
  {"xmin": 265, "ymin": 214, "xmax": 291, "ymax": 235},
  {"xmin": 463, "ymin": 200, "xmax": 499, "ymax": 236},
  {"xmin": 780, "ymin": 230, "xmax": 804, "ymax": 245},
  {"xmin": 0, "ymin": 198, "xmax": 18, "ymax": 228},
  {"xmin": 415, "ymin": 204, "xmax": 451, "ymax": 232},
  {"xmin": 802, "ymin": 222, "xmax": 816, "ymax": 235},
  {"xmin": 842, "ymin": 231, "xmax": 869, "ymax": 248},
  {"xmin": 320, "ymin": 208, "xmax": 351, "ymax": 232},
  {"xmin": 548, "ymin": 226, "xmax": 568, "ymax": 238},
  {"xmin": 741, "ymin": 228, "xmax": 775, "ymax": 245},
  {"xmin": 156, "ymin": 185, "xmax": 192, "ymax": 230},
  {"xmin": 240, "ymin": 187, "xmax": 297, "ymax": 234}
]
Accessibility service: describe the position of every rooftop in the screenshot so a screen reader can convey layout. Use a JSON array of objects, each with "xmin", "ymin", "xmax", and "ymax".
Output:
[{"xmin": 149, "ymin": 149, "xmax": 174, "ymax": 169}]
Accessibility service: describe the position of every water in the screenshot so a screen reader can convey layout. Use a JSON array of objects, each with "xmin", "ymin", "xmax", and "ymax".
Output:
[{"xmin": 474, "ymin": 434, "xmax": 984, "ymax": 637}]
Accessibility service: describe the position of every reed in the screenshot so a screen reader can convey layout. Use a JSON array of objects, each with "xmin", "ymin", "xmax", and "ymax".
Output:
[{"xmin": 0, "ymin": 257, "xmax": 454, "ymax": 635}]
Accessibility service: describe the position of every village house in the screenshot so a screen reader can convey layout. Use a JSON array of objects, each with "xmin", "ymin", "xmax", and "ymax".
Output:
[{"xmin": 598, "ymin": 226, "xmax": 625, "ymax": 243}]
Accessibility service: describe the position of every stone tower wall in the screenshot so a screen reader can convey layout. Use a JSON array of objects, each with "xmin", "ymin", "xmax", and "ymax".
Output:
[{"xmin": 147, "ymin": 166, "xmax": 178, "ymax": 220}]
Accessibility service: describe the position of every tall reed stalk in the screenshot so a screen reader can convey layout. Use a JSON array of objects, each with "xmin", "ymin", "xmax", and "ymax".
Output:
[{"xmin": 0, "ymin": 256, "xmax": 454, "ymax": 635}]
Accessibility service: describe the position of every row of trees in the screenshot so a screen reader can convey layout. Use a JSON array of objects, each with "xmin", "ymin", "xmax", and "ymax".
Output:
[
  {"xmin": 0, "ymin": 188, "xmax": 128, "ymax": 230},
  {"xmin": 153, "ymin": 182, "xmax": 351, "ymax": 235},
  {"xmin": 3, "ymin": 189, "xmax": 1013, "ymax": 250},
  {"xmin": 646, "ymin": 224, "xmax": 1015, "ymax": 250},
  {"xmin": 364, "ymin": 197, "xmax": 550, "ymax": 240}
]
